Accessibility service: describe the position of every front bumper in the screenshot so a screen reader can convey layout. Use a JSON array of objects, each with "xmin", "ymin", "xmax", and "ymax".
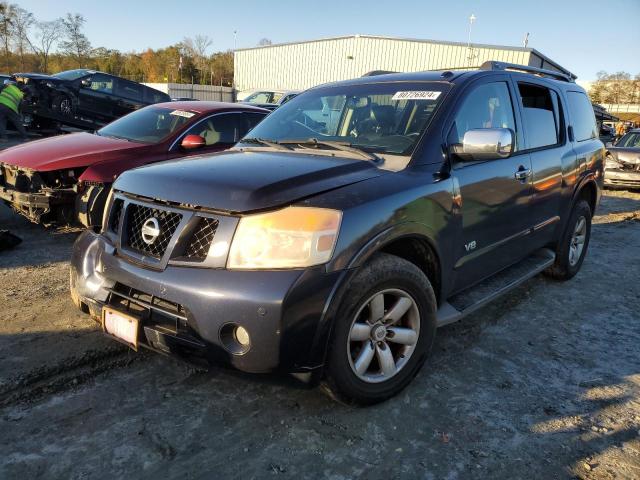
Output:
[
  {"xmin": 0, "ymin": 184, "xmax": 75, "ymax": 223},
  {"xmin": 604, "ymin": 169, "xmax": 640, "ymax": 189},
  {"xmin": 70, "ymin": 230, "xmax": 344, "ymax": 373}
]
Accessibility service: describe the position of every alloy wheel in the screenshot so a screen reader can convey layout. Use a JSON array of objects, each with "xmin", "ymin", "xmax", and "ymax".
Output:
[
  {"xmin": 347, "ymin": 288, "xmax": 420, "ymax": 383},
  {"xmin": 569, "ymin": 215, "xmax": 587, "ymax": 266}
]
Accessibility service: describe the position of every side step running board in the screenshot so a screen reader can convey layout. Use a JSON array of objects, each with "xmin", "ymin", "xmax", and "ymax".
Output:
[{"xmin": 436, "ymin": 248, "xmax": 556, "ymax": 327}]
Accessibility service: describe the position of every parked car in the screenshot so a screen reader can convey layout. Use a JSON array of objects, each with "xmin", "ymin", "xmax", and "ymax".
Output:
[
  {"xmin": 240, "ymin": 90, "xmax": 300, "ymax": 110},
  {"xmin": 599, "ymin": 123, "xmax": 616, "ymax": 145},
  {"xmin": 13, "ymin": 69, "xmax": 170, "ymax": 131},
  {"xmin": 70, "ymin": 62, "xmax": 603, "ymax": 404},
  {"xmin": 604, "ymin": 128, "xmax": 640, "ymax": 189},
  {"xmin": 0, "ymin": 101, "xmax": 268, "ymax": 227}
]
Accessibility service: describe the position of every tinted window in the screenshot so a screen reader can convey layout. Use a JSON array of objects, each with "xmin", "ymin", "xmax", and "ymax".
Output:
[
  {"xmin": 116, "ymin": 80, "xmax": 143, "ymax": 102},
  {"xmin": 244, "ymin": 112, "xmax": 267, "ymax": 132},
  {"xmin": 451, "ymin": 82, "xmax": 517, "ymax": 150},
  {"xmin": 567, "ymin": 91, "xmax": 597, "ymax": 142},
  {"xmin": 183, "ymin": 113, "xmax": 243, "ymax": 146},
  {"xmin": 144, "ymin": 88, "xmax": 170, "ymax": 104},
  {"xmin": 244, "ymin": 82, "xmax": 447, "ymax": 155},
  {"xmin": 89, "ymin": 74, "xmax": 113, "ymax": 94},
  {"xmin": 97, "ymin": 106, "xmax": 195, "ymax": 143},
  {"xmin": 518, "ymin": 83, "xmax": 561, "ymax": 149}
]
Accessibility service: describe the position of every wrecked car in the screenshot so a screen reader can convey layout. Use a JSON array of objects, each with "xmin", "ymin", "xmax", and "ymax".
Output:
[
  {"xmin": 13, "ymin": 69, "xmax": 170, "ymax": 131},
  {"xmin": 70, "ymin": 62, "xmax": 603, "ymax": 404},
  {"xmin": 0, "ymin": 101, "xmax": 268, "ymax": 226},
  {"xmin": 604, "ymin": 128, "xmax": 640, "ymax": 189}
]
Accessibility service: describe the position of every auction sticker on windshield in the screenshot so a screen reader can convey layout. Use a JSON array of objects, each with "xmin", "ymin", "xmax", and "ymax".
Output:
[
  {"xmin": 170, "ymin": 110, "xmax": 196, "ymax": 118},
  {"xmin": 392, "ymin": 91, "xmax": 441, "ymax": 101},
  {"xmin": 102, "ymin": 308, "xmax": 139, "ymax": 350}
]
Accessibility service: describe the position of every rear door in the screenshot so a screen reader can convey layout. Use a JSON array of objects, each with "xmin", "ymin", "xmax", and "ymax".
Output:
[
  {"xmin": 449, "ymin": 79, "xmax": 534, "ymax": 291},
  {"xmin": 113, "ymin": 79, "xmax": 146, "ymax": 118},
  {"xmin": 513, "ymin": 79, "xmax": 568, "ymax": 247}
]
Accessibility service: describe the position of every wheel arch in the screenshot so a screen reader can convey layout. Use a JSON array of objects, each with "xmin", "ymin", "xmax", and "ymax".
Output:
[
  {"xmin": 305, "ymin": 223, "xmax": 443, "ymax": 373},
  {"xmin": 573, "ymin": 176, "xmax": 598, "ymax": 218}
]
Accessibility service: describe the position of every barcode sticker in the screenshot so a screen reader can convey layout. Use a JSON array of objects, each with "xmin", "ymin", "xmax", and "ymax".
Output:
[
  {"xmin": 392, "ymin": 91, "xmax": 441, "ymax": 101},
  {"xmin": 170, "ymin": 110, "xmax": 196, "ymax": 118}
]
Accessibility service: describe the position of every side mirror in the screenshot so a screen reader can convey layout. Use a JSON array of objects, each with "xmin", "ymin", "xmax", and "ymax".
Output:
[
  {"xmin": 454, "ymin": 128, "xmax": 514, "ymax": 161},
  {"xmin": 80, "ymin": 78, "xmax": 91, "ymax": 88},
  {"xmin": 181, "ymin": 134, "xmax": 206, "ymax": 150}
]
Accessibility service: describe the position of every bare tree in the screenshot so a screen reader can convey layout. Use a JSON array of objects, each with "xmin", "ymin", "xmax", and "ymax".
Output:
[
  {"xmin": 60, "ymin": 13, "xmax": 91, "ymax": 67},
  {"xmin": 11, "ymin": 6, "xmax": 34, "ymax": 70},
  {"xmin": 182, "ymin": 35, "xmax": 212, "ymax": 83},
  {"xmin": 0, "ymin": 2, "xmax": 17, "ymax": 71},
  {"xmin": 258, "ymin": 38, "xmax": 272, "ymax": 46},
  {"xmin": 33, "ymin": 19, "xmax": 62, "ymax": 72}
]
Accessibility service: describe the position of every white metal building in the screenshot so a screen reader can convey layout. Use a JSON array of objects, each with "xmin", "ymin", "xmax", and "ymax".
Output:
[{"xmin": 234, "ymin": 35, "xmax": 574, "ymax": 92}]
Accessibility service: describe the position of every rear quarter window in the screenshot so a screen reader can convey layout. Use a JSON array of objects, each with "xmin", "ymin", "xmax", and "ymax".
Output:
[{"xmin": 567, "ymin": 91, "xmax": 597, "ymax": 142}]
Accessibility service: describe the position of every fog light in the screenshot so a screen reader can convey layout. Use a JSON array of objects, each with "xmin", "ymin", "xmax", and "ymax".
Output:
[
  {"xmin": 220, "ymin": 323, "xmax": 251, "ymax": 355},
  {"xmin": 235, "ymin": 326, "xmax": 250, "ymax": 346}
]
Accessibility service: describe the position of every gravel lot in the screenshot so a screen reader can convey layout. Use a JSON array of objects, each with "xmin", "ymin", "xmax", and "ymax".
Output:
[{"xmin": 1, "ymin": 178, "xmax": 639, "ymax": 479}]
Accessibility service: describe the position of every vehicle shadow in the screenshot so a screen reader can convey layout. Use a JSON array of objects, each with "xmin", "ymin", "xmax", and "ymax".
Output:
[{"xmin": 0, "ymin": 204, "xmax": 79, "ymax": 269}]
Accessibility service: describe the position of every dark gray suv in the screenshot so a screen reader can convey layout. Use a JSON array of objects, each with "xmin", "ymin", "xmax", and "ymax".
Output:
[{"xmin": 70, "ymin": 62, "xmax": 604, "ymax": 404}]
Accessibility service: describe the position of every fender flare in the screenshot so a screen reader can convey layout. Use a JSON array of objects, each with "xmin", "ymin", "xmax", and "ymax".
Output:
[{"xmin": 304, "ymin": 222, "xmax": 443, "ymax": 372}]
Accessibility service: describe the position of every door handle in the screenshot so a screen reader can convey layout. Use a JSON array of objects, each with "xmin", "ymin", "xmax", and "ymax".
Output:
[{"xmin": 514, "ymin": 167, "xmax": 532, "ymax": 181}]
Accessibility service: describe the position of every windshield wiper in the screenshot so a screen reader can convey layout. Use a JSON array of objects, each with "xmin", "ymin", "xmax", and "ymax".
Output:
[
  {"xmin": 241, "ymin": 137, "xmax": 293, "ymax": 151},
  {"xmin": 278, "ymin": 138, "xmax": 382, "ymax": 163}
]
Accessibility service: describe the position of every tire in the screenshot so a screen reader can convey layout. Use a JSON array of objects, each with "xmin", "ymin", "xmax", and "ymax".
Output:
[
  {"xmin": 323, "ymin": 253, "xmax": 437, "ymax": 405},
  {"xmin": 53, "ymin": 95, "xmax": 74, "ymax": 117},
  {"xmin": 545, "ymin": 199, "xmax": 592, "ymax": 280}
]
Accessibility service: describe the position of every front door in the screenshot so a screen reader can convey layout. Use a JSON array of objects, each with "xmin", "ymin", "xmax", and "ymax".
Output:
[
  {"xmin": 77, "ymin": 73, "xmax": 115, "ymax": 122},
  {"xmin": 449, "ymin": 80, "xmax": 534, "ymax": 291}
]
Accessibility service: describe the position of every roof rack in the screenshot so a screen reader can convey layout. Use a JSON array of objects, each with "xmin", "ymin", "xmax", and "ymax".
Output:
[{"xmin": 480, "ymin": 61, "xmax": 575, "ymax": 82}]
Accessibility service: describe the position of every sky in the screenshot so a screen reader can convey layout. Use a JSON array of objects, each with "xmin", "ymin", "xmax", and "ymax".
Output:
[{"xmin": 18, "ymin": 0, "xmax": 640, "ymax": 81}]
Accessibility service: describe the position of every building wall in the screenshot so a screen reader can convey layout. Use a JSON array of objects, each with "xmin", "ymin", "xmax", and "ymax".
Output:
[{"xmin": 234, "ymin": 36, "xmax": 536, "ymax": 91}]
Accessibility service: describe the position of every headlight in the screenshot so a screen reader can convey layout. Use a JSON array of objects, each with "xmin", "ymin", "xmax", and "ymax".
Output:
[
  {"xmin": 605, "ymin": 155, "xmax": 622, "ymax": 170},
  {"xmin": 228, "ymin": 207, "xmax": 342, "ymax": 269}
]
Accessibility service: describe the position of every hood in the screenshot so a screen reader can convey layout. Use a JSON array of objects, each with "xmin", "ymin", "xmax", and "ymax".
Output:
[
  {"xmin": 609, "ymin": 147, "xmax": 640, "ymax": 164},
  {"xmin": 0, "ymin": 132, "xmax": 150, "ymax": 172},
  {"xmin": 114, "ymin": 149, "xmax": 386, "ymax": 213}
]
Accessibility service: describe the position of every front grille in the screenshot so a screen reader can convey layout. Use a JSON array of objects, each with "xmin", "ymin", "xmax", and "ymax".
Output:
[
  {"xmin": 184, "ymin": 217, "xmax": 219, "ymax": 260},
  {"xmin": 110, "ymin": 199, "xmax": 124, "ymax": 233},
  {"xmin": 125, "ymin": 204, "xmax": 182, "ymax": 258}
]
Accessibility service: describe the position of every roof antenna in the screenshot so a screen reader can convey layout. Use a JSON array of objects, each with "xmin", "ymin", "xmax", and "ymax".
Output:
[{"xmin": 523, "ymin": 32, "xmax": 530, "ymax": 48}]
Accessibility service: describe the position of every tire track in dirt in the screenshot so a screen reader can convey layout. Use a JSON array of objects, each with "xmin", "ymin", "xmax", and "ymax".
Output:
[{"xmin": 0, "ymin": 346, "xmax": 147, "ymax": 408}]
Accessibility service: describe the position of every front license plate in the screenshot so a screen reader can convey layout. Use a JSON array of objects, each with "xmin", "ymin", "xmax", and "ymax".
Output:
[{"xmin": 102, "ymin": 308, "xmax": 139, "ymax": 350}]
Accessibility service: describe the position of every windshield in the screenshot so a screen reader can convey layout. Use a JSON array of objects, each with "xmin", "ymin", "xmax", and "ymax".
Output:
[
  {"xmin": 97, "ymin": 107, "xmax": 196, "ymax": 143},
  {"xmin": 241, "ymin": 82, "xmax": 448, "ymax": 155},
  {"xmin": 245, "ymin": 91, "xmax": 282, "ymax": 104},
  {"xmin": 617, "ymin": 132, "xmax": 640, "ymax": 148},
  {"xmin": 53, "ymin": 69, "xmax": 92, "ymax": 81}
]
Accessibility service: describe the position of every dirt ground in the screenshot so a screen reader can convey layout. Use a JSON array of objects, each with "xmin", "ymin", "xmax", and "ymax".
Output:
[{"xmin": 1, "ymin": 183, "xmax": 639, "ymax": 479}]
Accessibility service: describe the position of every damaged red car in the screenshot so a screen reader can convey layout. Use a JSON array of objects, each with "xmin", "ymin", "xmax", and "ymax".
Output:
[{"xmin": 0, "ymin": 101, "xmax": 268, "ymax": 227}]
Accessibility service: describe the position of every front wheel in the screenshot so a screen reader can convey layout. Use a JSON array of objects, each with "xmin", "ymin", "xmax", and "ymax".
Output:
[
  {"xmin": 323, "ymin": 253, "xmax": 437, "ymax": 404},
  {"xmin": 545, "ymin": 199, "xmax": 592, "ymax": 280},
  {"xmin": 53, "ymin": 95, "xmax": 74, "ymax": 117}
]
